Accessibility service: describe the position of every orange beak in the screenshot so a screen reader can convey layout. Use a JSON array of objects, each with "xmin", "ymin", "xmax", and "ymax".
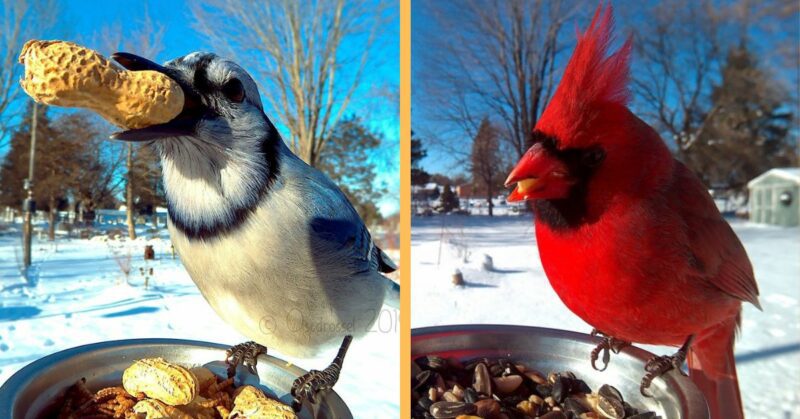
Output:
[{"xmin": 505, "ymin": 143, "xmax": 572, "ymax": 202}]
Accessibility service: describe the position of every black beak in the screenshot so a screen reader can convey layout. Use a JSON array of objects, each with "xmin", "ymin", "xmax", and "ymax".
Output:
[
  {"xmin": 111, "ymin": 52, "xmax": 171, "ymax": 73},
  {"xmin": 109, "ymin": 52, "xmax": 209, "ymax": 142}
]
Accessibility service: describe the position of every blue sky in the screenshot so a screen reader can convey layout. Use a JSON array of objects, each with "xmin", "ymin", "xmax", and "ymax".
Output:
[
  {"xmin": 412, "ymin": 1, "xmax": 799, "ymax": 177},
  {"xmin": 410, "ymin": 0, "xmax": 583, "ymax": 176},
  {"xmin": 3, "ymin": 0, "xmax": 399, "ymax": 215}
]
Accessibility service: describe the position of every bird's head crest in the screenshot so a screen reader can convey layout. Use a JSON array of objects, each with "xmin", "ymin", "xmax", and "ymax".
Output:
[{"xmin": 537, "ymin": 3, "xmax": 633, "ymax": 147}]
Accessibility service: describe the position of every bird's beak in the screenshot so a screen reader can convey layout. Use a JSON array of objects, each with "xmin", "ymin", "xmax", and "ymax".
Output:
[
  {"xmin": 505, "ymin": 143, "xmax": 572, "ymax": 202},
  {"xmin": 109, "ymin": 52, "xmax": 209, "ymax": 142}
]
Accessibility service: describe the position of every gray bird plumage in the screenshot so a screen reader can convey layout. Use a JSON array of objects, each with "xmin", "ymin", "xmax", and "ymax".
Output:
[{"xmin": 115, "ymin": 52, "xmax": 398, "ymax": 358}]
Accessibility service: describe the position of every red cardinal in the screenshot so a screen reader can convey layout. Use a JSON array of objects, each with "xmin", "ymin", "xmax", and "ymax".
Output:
[{"xmin": 505, "ymin": 5, "xmax": 759, "ymax": 418}]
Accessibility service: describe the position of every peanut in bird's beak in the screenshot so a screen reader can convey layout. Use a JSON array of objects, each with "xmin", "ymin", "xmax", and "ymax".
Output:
[
  {"xmin": 17, "ymin": 40, "xmax": 185, "ymax": 131},
  {"xmin": 506, "ymin": 178, "xmax": 541, "ymax": 202},
  {"xmin": 110, "ymin": 52, "xmax": 213, "ymax": 142},
  {"xmin": 505, "ymin": 143, "xmax": 572, "ymax": 202}
]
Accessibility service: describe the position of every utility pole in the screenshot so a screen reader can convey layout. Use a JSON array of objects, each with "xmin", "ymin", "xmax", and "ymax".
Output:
[
  {"xmin": 22, "ymin": 103, "xmax": 38, "ymax": 269},
  {"xmin": 126, "ymin": 143, "xmax": 137, "ymax": 239}
]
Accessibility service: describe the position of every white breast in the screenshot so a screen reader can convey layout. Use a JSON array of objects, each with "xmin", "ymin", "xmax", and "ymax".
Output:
[
  {"xmin": 160, "ymin": 138, "xmax": 268, "ymax": 228},
  {"xmin": 165, "ymin": 156, "xmax": 384, "ymax": 358}
]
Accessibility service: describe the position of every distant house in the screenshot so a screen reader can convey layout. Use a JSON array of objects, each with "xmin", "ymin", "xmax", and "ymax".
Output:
[
  {"xmin": 412, "ymin": 183, "xmax": 441, "ymax": 201},
  {"xmin": 412, "ymin": 183, "xmax": 442, "ymax": 215},
  {"xmin": 455, "ymin": 184, "xmax": 473, "ymax": 198},
  {"xmin": 748, "ymin": 168, "xmax": 800, "ymax": 227}
]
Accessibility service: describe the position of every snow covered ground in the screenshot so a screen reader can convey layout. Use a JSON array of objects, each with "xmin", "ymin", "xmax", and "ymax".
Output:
[
  {"xmin": 412, "ymin": 215, "xmax": 800, "ymax": 419},
  {"xmin": 0, "ymin": 224, "xmax": 399, "ymax": 417}
]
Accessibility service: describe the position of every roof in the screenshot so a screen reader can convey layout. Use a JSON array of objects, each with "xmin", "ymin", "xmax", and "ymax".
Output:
[{"xmin": 748, "ymin": 167, "xmax": 800, "ymax": 188}]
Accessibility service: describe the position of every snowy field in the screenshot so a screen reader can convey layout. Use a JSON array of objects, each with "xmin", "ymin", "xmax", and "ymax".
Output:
[
  {"xmin": 0, "ymin": 224, "xmax": 399, "ymax": 417},
  {"xmin": 412, "ymin": 215, "xmax": 800, "ymax": 419}
]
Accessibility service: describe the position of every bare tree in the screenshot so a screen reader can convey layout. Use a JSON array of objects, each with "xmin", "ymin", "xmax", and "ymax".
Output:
[
  {"xmin": 0, "ymin": 0, "xmax": 59, "ymax": 147},
  {"xmin": 626, "ymin": 0, "xmax": 798, "ymax": 160},
  {"xmin": 191, "ymin": 0, "xmax": 388, "ymax": 167},
  {"xmin": 625, "ymin": 0, "xmax": 727, "ymax": 159},
  {"xmin": 45, "ymin": 113, "xmax": 119, "ymax": 239},
  {"xmin": 73, "ymin": 118, "xmax": 126, "ymax": 212},
  {"xmin": 0, "ymin": 108, "xmax": 109, "ymax": 240},
  {"xmin": 418, "ymin": 0, "xmax": 579, "ymax": 161},
  {"xmin": 96, "ymin": 10, "xmax": 165, "ymax": 239}
]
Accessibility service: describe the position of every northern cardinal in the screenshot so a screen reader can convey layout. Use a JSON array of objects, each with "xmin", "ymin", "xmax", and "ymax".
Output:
[{"xmin": 505, "ymin": 5, "xmax": 759, "ymax": 418}]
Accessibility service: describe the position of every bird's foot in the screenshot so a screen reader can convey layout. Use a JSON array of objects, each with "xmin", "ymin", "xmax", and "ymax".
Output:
[
  {"xmin": 590, "ymin": 329, "xmax": 631, "ymax": 371},
  {"xmin": 291, "ymin": 335, "xmax": 352, "ymax": 413},
  {"xmin": 640, "ymin": 335, "xmax": 694, "ymax": 397},
  {"xmin": 225, "ymin": 341, "xmax": 267, "ymax": 379}
]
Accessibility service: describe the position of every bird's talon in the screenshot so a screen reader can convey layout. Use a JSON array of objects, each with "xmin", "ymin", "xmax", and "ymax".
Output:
[
  {"xmin": 588, "ymin": 330, "xmax": 630, "ymax": 372},
  {"xmin": 640, "ymin": 379, "xmax": 655, "ymax": 398},
  {"xmin": 291, "ymin": 400, "xmax": 302, "ymax": 412},
  {"xmin": 591, "ymin": 358, "xmax": 606, "ymax": 372},
  {"xmin": 225, "ymin": 341, "xmax": 267, "ymax": 379},
  {"xmin": 291, "ymin": 370, "xmax": 329, "ymax": 412},
  {"xmin": 640, "ymin": 337, "xmax": 693, "ymax": 397},
  {"xmin": 290, "ymin": 336, "xmax": 352, "ymax": 414},
  {"xmin": 640, "ymin": 369, "xmax": 660, "ymax": 397},
  {"xmin": 590, "ymin": 344, "xmax": 606, "ymax": 371}
]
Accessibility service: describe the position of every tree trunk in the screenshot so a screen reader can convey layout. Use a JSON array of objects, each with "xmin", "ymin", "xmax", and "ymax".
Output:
[
  {"xmin": 487, "ymin": 184, "xmax": 494, "ymax": 217},
  {"xmin": 126, "ymin": 143, "xmax": 137, "ymax": 240},
  {"xmin": 307, "ymin": 144, "xmax": 318, "ymax": 168},
  {"xmin": 48, "ymin": 195, "xmax": 56, "ymax": 241}
]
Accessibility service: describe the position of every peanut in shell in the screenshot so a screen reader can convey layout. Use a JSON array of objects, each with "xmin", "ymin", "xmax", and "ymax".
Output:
[
  {"xmin": 133, "ymin": 398, "xmax": 195, "ymax": 419},
  {"xmin": 122, "ymin": 357, "xmax": 199, "ymax": 406},
  {"xmin": 18, "ymin": 40, "xmax": 184, "ymax": 129},
  {"xmin": 230, "ymin": 385, "xmax": 297, "ymax": 419}
]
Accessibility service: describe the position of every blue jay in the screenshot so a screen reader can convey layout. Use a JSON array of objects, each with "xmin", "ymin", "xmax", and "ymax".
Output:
[{"xmin": 110, "ymin": 51, "xmax": 398, "ymax": 411}]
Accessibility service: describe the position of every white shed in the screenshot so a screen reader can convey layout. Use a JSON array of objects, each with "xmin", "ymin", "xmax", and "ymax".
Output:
[{"xmin": 747, "ymin": 168, "xmax": 800, "ymax": 227}]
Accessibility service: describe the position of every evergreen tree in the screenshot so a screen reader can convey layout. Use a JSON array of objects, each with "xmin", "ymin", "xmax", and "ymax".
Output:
[
  {"xmin": 440, "ymin": 184, "xmax": 459, "ymax": 213},
  {"xmin": 688, "ymin": 45, "xmax": 796, "ymax": 190},
  {"xmin": 470, "ymin": 118, "xmax": 503, "ymax": 216},
  {"xmin": 411, "ymin": 131, "xmax": 431, "ymax": 185},
  {"xmin": 318, "ymin": 115, "xmax": 388, "ymax": 228}
]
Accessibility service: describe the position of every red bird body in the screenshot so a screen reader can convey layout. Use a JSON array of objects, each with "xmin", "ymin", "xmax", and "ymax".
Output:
[
  {"xmin": 506, "ymin": 5, "xmax": 759, "ymax": 418},
  {"xmin": 538, "ymin": 139, "xmax": 751, "ymax": 349}
]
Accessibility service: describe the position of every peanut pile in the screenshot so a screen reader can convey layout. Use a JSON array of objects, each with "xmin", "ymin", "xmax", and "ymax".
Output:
[
  {"xmin": 50, "ymin": 358, "xmax": 296, "ymax": 419},
  {"xmin": 18, "ymin": 40, "xmax": 184, "ymax": 129}
]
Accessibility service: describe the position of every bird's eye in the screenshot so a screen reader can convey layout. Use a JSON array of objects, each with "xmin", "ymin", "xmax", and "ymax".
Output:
[
  {"xmin": 583, "ymin": 147, "xmax": 606, "ymax": 167},
  {"xmin": 222, "ymin": 78, "xmax": 245, "ymax": 103},
  {"xmin": 541, "ymin": 137, "xmax": 557, "ymax": 149}
]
